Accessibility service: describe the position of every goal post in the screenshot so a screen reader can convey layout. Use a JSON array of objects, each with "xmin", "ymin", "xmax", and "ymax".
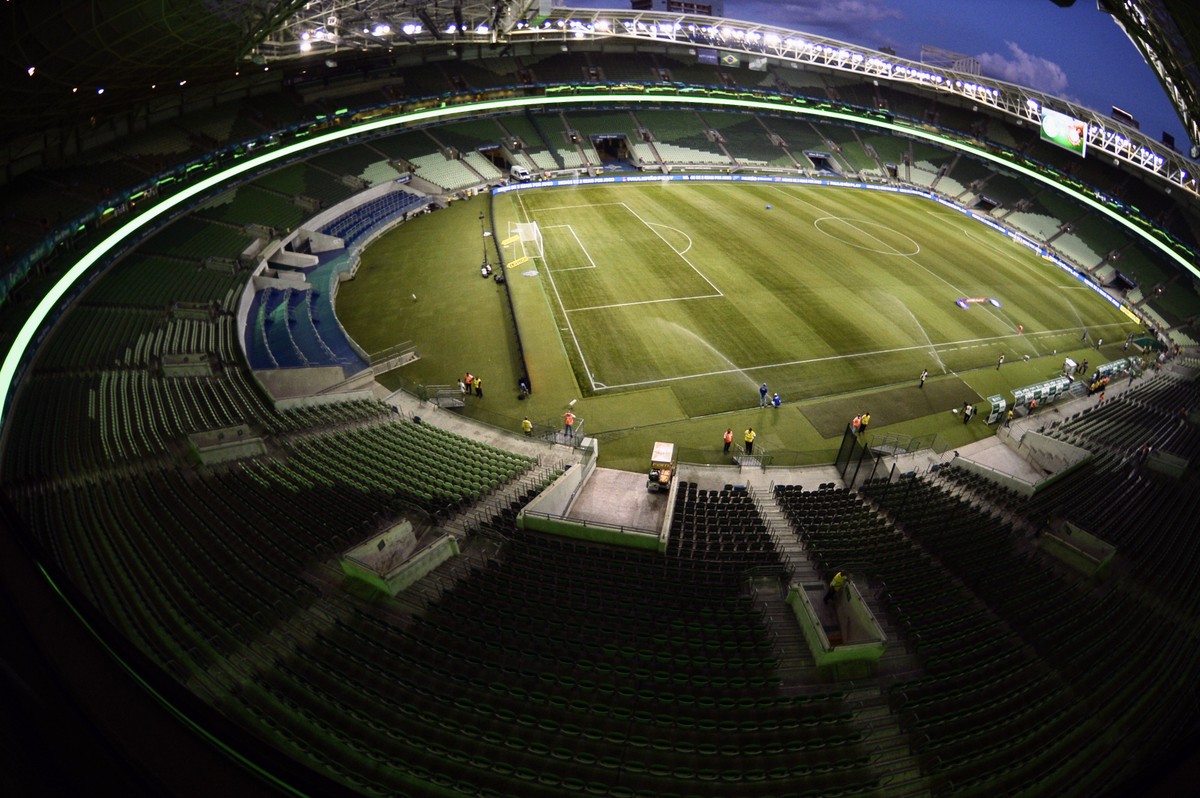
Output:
[{"xmin": 507, "ymin": 221, "xmax": 544, "ymax": 259}]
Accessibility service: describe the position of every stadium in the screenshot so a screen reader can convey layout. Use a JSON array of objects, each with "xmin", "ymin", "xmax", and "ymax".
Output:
[{"xmin": 1, "ymin": 1, "xmax": 1199, "ymax": 796}]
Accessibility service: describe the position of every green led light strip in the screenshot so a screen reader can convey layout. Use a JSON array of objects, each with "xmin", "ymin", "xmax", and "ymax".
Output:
[{"xmin": 2, "ymin": 90, "xmax": 1192, "ymax": 429}]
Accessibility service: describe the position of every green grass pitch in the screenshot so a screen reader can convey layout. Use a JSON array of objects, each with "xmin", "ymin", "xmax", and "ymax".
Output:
[{"xmin": 337, "ymin": 181, "xmax": 1139, "ymax": 471}]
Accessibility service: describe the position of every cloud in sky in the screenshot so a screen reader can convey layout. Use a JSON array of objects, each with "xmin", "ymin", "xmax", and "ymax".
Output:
[
  {"xmin": 976, "ymin": 41, "xmax": 1070, "ymax": 96},
  {"xmin": 739, "ymin": 0, "xmax": 902, "ymax": 41}
]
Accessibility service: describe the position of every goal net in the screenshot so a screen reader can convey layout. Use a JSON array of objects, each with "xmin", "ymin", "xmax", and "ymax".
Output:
[{"xmin": 509, "ymin": 221, "xmax": 544, "ymax": 259}]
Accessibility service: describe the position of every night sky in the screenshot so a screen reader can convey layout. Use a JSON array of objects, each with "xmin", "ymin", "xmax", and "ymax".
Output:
[{"xmin": 565, "ymin": 0, "xmax": 1190, "ymax": 149}]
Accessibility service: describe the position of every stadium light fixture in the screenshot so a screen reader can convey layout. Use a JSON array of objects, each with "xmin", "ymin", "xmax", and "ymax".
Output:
[{"xmin": 27, "ymin": 66, "xmax": 35, "ymax": 77}]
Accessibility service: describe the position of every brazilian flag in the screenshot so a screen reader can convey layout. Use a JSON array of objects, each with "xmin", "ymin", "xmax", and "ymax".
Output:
[{"xmin": 719, "ymin": 52, "xmax": 741, "ymax": 68}]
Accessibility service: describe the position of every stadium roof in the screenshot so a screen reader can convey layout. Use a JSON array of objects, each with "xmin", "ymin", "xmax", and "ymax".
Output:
[
  {"xmin": 1100, "ymin": 0, "xmax": 1200, "ymax": 156},
  {"xmin": 0, "ymin": 0, "xmax": 303, "ymax": 140},
  {"xmin": 2, "ymin": 2, "xmax": 1198, "ymax": 200}
]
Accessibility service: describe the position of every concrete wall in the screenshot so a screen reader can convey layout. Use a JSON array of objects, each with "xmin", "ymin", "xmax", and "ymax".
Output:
[
  {"xmin": 341, "ymin": 534, "xmax": 459, "ymax": 596},
  {"xmin": 520, "ymin": 438, "xmax": 597, "ymax": 519},
  {"xmin": 1011, "ymin": 430, "xmax": 1091, "ymax": 475},
  {"xmin": 518, "ymin": 513, "xmax": 661, "ymax": 551},
  {"xmin": 949, "ymin": 455, "xmax": 1038, "ymax": 497}
]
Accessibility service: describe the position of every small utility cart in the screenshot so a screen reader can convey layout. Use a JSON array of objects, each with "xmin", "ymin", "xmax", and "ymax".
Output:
[{"xmin": 647, "ymin": 441, "xmax": 677, "ymax": 493}]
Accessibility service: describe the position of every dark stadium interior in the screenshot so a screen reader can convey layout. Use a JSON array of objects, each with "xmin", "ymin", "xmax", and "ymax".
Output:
[{"xmin": 2, "ymin": 2, "xmax": 1200, "ymax": 797}]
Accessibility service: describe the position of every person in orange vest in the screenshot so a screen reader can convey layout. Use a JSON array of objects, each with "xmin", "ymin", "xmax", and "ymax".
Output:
[
  {"xmin": 723, "ymin": 428, "xmax": 733, "ymax": 454},
  {"xmin": 563, "ymin": 410, "xmax": 576, "ymax": 438}
]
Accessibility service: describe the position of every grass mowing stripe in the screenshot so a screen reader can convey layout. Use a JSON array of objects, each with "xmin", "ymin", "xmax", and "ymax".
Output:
[
  {"xmin": 516, "ymin": 190, "xmax": 597, "ymax": 390},
  {"xmin": 596, "ymin": 321, "xmax": 1131, "ymax": 390}
]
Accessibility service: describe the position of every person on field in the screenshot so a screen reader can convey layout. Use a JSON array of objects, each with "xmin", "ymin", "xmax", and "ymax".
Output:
[
  {"xmin": 723, "ymin": 428, "xmax": 733, "ymax": 454},
  {"xmin": 744, "ymin": 428, "xmax": 756, "ymax": 455},
  {"xmin": 919, "ymin": 368, "xmax": 928, "ymax": 388},
  {"xmin": 759, "ymin": 383, "xmax": 769, "ymax": 407}
]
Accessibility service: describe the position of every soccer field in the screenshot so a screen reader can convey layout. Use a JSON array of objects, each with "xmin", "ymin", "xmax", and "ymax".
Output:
[{"xmin": 501, "ymin": 181, "xmax": 1135, "ymax": 417}]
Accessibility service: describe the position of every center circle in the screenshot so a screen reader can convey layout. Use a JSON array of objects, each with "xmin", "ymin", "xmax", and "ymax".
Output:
[{"xmin": 812, "ymin": 216, "xmax": 921, "ymax": 256}]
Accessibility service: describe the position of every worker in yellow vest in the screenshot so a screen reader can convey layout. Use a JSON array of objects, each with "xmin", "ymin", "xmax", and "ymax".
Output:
[
  {"xmin": 744, "ymin": 428, "xmax": 756, "ymax": 455},
  {"xmin": 823, "ymin": 571, "xmax": 847, "ymax": 605}
]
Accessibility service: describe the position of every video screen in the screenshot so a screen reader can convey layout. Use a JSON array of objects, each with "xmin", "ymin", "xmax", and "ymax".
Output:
[{"xmin": 1040, "ymin": 107, "xmax": 1088, "ymax": 157}]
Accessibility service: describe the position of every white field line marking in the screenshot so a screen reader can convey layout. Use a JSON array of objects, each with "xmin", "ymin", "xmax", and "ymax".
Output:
[
  {"xmin": 769, "ymin": 184, "xmax": 970, "ymax": 299},
  {"xmin": 515, "ymin": 191, "xmax": 597, "ymax": 390},
  {"xmin": 772, "ymin": 186, "xmax": 1027, "ymax": 336},
  {"xmin": 595, "ymin": 321, "xmax": 1131, "ymax": 391},
  {"xmin": 542, "ymin": 224, "xmax": 598, "ymax": 271},
  {"xmin": 647, "ymin": 222, "xmax": 694, "ymax": 255},
  {"xmin": 891, "ymin": 297, "xmax": 947, "ymax": 374},
  {"xmin": 529, "ymin": 202, "xmax": 629, "ymax": 212},
  {"xmin": 922, "ymin": 209, "xmax": 1087, "ymax": 345},
  {"xmin": 568, "ymin": 293, "xmax": 721, "ymax": 312},
  {"xmin": 620, "ymin": 202, "xmax": 723, "ymax": 297},
  {"xmin": 811, "ymin": 216, "xmax": 921, "ymax": 257},
  {"xmin": 924, "ymin": 209, "xmax": 1091, "ymax": 321}
]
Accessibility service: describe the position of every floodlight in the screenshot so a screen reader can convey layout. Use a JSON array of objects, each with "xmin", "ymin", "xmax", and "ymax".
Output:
[
  {"xmin": 300, "ymin": 40, "xmax": 312, "ymax": 52},
  {"xmin": 372, "ymin": 24, "xmax": 391, "ymax": 36},
  {"xmin": 27, "ymin": 66, "xmax": 35, "ymax": 77},
  {"xmin": 97, "ymin": 88, "xmax": 104, "ymax": 94}
]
